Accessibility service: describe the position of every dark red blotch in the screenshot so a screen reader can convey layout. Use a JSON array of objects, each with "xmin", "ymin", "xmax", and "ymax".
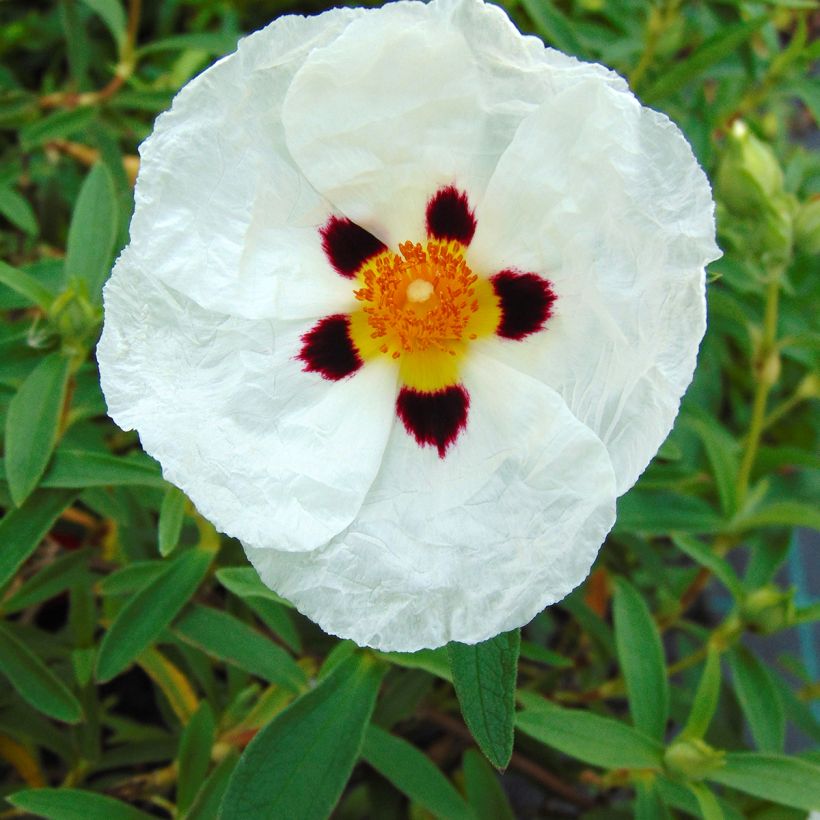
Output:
[
  {"xmin": 425, "ymin": 186, "xmax": 477, "ymax": 246},
  {"xmin": 320, "ymin": 216, "xmax": 387, "ymax": 278},
  {"xmin": 396, "ymin": 385, "xmax": 470, "ymax": 458},
  {"xmin": 298, "ymin": 314, "xmax": 362, "ymax": 380},
  {"xmin": 491, "ymin": 271, "xmax": 556, "ymax": 340}
]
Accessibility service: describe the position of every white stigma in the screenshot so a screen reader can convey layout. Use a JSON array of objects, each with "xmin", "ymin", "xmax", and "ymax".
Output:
[{"xmin": 406, "ymin": 278, "xmax": 434, "ymax": 303}]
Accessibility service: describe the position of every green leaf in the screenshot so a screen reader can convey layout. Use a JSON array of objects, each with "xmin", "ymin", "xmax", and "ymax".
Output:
[
  {"xmin": 448, "ymin": 629, "xmax": 519, "ymax": 769},
  {"xmin": 732, "ymin": 501, "xmax": 820, "ymax": 532},
  {"xmin": 41, "ymin": 449, "xmax": 164, "ymax": 488},
  {"xmin": 79, "ymin": 0, "xmax": 126, "ymax": 47},
  {"xmin": 635, "ymin": 780, "xmax": 672, "ymax": 820},
  {"xmin": 644, "ymin": 17, "xmax": 769, "ymax": 102},
  {"xmin": 98, "ymin": 561, "xmax": 165, "ymax": 596},
  {"xmin": 515, "ymin": 692, "xmax": 664, "ymax": 770},
  {"xmin": 616, "ymin": 491, "xmax": 723, "ymax": 535},
  {"xmin": 137, "ymin": 32, "xmax": 239, "ymax": 56},
  {"xmin": 688, "ymin": 782, "xmax": 725, "ymax": 820},
  {"xmin": 4, "ymin": 353, "xmax": 71, "ymax": 506},
  {"xmin": 707, "ymin": 753, "xmax": 820, "ymax": 811},
  {"xmin": 185, "ymin": 750, "xmax": 238, "ymax": 820},
  {"xmin": 728, "ymin": 645, "xmax": 785, "ymax": 753},
  {"xmin": 9, "ymin": 788, "xmax": 154, "ymax": 820},
  {"xmin": 518, "ymin": 0, "xmax": 584, "ymax": 56},
  {"xmin": 0, "ymin": 489, "xmax": 76, "ymax": 589},
  {"xmin": 64, "ymin": 163, "xmax": 118, "ymax": 300},
  {"xmin": 215, "ymin": 565, "xmax": 293, "ymax": 607},
  {"xmin": 158, "ymin": 484, "xmax": 186, "ymax": 556},
  {"xmin": 519, "ymin": 640, "xmax": 572, "ymax": 668},
  {"xmin": 672, "ymin": 535, "xmax": 744, "ymax": 598},
  {"xmin": 613, "ymin": 578, "xmax": 669, "ymax": 741},
  {"xmin": 378, "ymin": 647, "xmax": 452, "ymax": 682},
  {"xmin": 463, "ymin": 748, "xmax": 515, "ymax": 820},
  {"xmin": 219, "ymin": 653, "xmax": 385, "ymax": 820},
  {"xmin": 96, "ymin": 548, "xmax": 213, "ymax": 682},
  {"xmin": 176, "ymin": 702, "xmax": 215, "ymax": 815},
  {"xmin": 0, "ymin": 186, "xmax": 37, "ymax": 235},
  {"xmin": 684, "ymin": 416, "xmax": 739, "ymax": 516},
  {"xmin": 19, "ymin": 107, "xmax": 96, "ymax": 149},
  {"xmin": 172, "ymin": 604, "xmax": 306, "ymax": 693},
  {"xmin": 0, "ymin": 260, "xmax": 54, "ymax": 308},
  {"xmin": 2, "ymin": 548, "xmax": 89, "ymax": 614},
  {"xmin": 362, "ymin": 725, "xmax": 475, "ymax": 820},
  {"xmin": 681, "ymin": 646, "xmax": 722, "ymax": 740},
  {"xmin": 0, "ymin": 622, "xmax": 82, "ymax": 723}
]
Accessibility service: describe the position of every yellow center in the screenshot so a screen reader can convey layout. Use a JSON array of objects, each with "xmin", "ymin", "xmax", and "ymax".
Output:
[{"xmin": 348, "ymin": 239, "xmax": 501, "ymax": 392}]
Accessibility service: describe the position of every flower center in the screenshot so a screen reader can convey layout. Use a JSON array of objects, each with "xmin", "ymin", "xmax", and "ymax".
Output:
[{"xmin": 354, "ymin": 240, "xmax": 479, "ymax": 358}]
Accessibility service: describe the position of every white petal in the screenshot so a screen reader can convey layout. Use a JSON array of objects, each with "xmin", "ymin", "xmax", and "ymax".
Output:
[
  {"xmin": 469, "ymin": 78, "xmax": 720, "ymax": 495},
  {"xmin": 246, "ymin": 354, "xmax": 617, "ymax": 651},
  {"xmin": 128, "ymin": 9, "xmax": 362, "ymax": 320},
  {"xmin": 98, "ymin": 249, "xmax": 398, "ymax": 552},
  {"xmin": 281, "ymin": 0, "xmax": 624, "ymax": 246}
]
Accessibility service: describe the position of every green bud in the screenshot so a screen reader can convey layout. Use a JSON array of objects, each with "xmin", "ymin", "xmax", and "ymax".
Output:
[
  {"xmin": 795, "ymin": 197, "xmax": 820, "ymax": 257},
  {"xmin": 741, "ymin": 585, "xmax": 795, "ymax": 635},
  {"xmin": 664, "ymin": 738, "xmax": 725, "ymax": 781},
  {"xmin": 47, "ymin": 278, "xmax": 102, "ymax": 359}
]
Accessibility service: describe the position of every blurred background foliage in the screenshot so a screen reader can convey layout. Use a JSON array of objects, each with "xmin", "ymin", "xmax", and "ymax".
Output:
[{"xmin": 0, "ymin": 0, "xmax": 818, "ymax": 818}]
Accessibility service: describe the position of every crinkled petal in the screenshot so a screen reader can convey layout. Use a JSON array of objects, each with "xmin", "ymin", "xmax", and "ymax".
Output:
[
  {"xmin": 469, "ymin": 78, "xmax": 720, "ymax": 494},
  {"xmin": 245, "ymin": 354, "xmax": 617, "ymax": 651},
  {"xmin": 128, "ymin": 9, "xmax": 363, "ymax": 320},
  {"xmin": 98, "ymin": 249, "xmax": 398, "ymax": 552},
  {"xmin": 282, "ymin": 0, "xmax": 624, "ymax": 247}
]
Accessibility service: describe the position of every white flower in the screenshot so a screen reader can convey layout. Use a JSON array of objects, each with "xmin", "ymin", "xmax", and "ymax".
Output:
[{"xmin": 98, "ymin": 0, "xmax": 720, "ymax": 651}]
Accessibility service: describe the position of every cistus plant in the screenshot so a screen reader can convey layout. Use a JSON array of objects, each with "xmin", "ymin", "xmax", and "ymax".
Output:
[{"xmin": 0, "ymin": 1, "xmax": 818, "ymax": 819}]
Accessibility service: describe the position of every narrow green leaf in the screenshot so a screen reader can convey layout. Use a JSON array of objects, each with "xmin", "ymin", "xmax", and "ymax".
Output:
[
  {"xmin": 215, "ymin": 565, "xmax": 293, "ymax": 607},
  {"xmin": 635, "ymin": 780, "xmax": 672, "ymax": 820},
  {"xmin": 728, "ymin": 646, "xmax": 785, "ymax": 753},
  {"xmin": 672, "ymin": 535, "xmax": 743, "ymax": 598},
  {"xmin": 64, "ymin": 163, "xmax": 118, "ymax": 300},
  {"xmin": 79, "ymin": 0, "xmax": 126, "ymax": 47},
  {"xmin": 177, "ymin": 702, "xmax": 215, "ymax": 815},
  {"xmin": 707, "ymin": 753, "xmax": 820, "ymax": 811},
  {"xmin": 158, "ymin": 485, "xmax": 186, "ymax": 556},
  {"xmin": 41, "ymin": 449, "xmax": 164, "ymax": 488},
  {"xmin": 98, "ymin": 561, "xmax": 165, "ymax": 596},
  {"xmin": 378, "ymin": 647, "xmax": 452, "ymax": 682},
  {"xmin": 2, "ymin": 548, "xmax": 89, "ymax": 614},
  {"xmin": 684, "ymin": 416, "xmax": 739, "ymax": 516},
  {"xmin": 5, "ymin": 353, "xmax": 71, "ymax": 506},
  {"xmin": 463, "ymin": 748, "xmax": 515, "ymax": 820},
  {"xmin": 0, "ymin": 622, "xmax": 82, "ymax": 723},
  {"xmin": 137, "ymin": 32, "xmax": 239, "ymax": 56},
  {"xmin": 518, "ymin": 0, "xmax": 584, "ymax": 55},
  {"xmin": 732, "ymin": 501, "xmax": 820, "ymax": 532},
  {"xmin": 0, "ymin": 260, "xmax": 53, "ymax": 309},
  {"xmin": 644, "ymin": 17, "xmax": 769, "ymax": 102},
  {"xmin": 9, "ymin": 788, "xmax": 153, "ymax": 820},
  {"xmin": 613, "ymin": 578, "xmax": 669, "ymax": 741},
  {"xmin": 516, "ymin": 692, "xmax": 664, "ymax": 770},
  {"xmin": 173, "ymin": 604, "xmax": 306, "ymax": 693},
  {"xmin": 0, "ymin": 186, "xmax": 37, "ymax": 235},
  {"xmin": 19, "ymin": 107, "xmax": 96, "ymax": 149},
  {"xmin": 448, "ymin": 629, "xmax": 519, "ymax": 769},
  {"xmin": 219, "ymin": 653, "xmax": 385, "ymax": 820},
  {"xmin": 362, "ymin": 725, "xmax": 475, "ymax": 820},
  {"xmin": 0, "ymin": 489, "xmax": 76, "ymax": 589},
  {"xmin": 96, "ymin": 548, "xmax": 213, "ymax": 682},
  {"xmin": 616, "ymin": 491, "xmax": 723, "ymax": 535},
  {"xmin": 185, "ymin": 750, "xmax": 238, "ymax": 820},
  {"xmin": 688, "ymin": 782, "xmax": 725, "ymax": 820},
  {"xmin": 244, "ymin": 596, "xmax": 301, "ymax": 653},
  {"xmin": 681, "ymin": 646, "xmax": 722, "ymax": 740},
  {"xmin": 519, "ymin": 640, "xmax": 572, "ymax": 668}
]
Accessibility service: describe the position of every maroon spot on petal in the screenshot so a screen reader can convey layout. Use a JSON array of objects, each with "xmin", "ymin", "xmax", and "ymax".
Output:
[
  {"xmin": 425, "ymin": 186, "xmax": 477, "ymax": 245},
  {"xmin": 320, "ymin": 216, "xmax": 387, "ymax": 278},
  {"xmin": 396, "ymin": 385, "xmax": 470, "ymax": 458},
  {"xmin": 298, "ymin": 314, "xmax": 362, "ymax": 380},
  {"xmin": 491, "ymin": 271, "xmax": 556, "ymax": 340}
]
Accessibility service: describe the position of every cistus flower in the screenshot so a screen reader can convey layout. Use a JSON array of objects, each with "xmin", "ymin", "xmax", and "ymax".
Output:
[{"xmin": 98, "ymin": 0, "xmax": 720, "ymax": 651}]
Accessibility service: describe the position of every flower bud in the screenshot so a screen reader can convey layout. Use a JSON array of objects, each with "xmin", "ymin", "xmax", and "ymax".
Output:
[
  {"xmin": 47, "ymin": 280, "xmax": 102, "ymax": 359},
  {"xmin": 795, "ymin": 197, "xmax": 820, "ymax": 257},
  {"xmin": 741, "ymin": 585, "xmax": 795, "ymax": 634},
  {"xmin": 664, "ymin": 738, "xmax": 725, "ymax": 781}
]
